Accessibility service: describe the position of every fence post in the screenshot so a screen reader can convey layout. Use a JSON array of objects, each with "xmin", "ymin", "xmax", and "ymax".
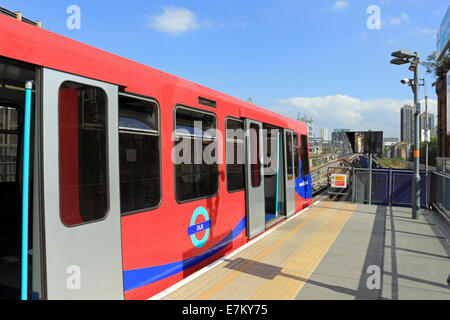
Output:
[
  {"xmin": 327, "ymin": 167, "xmax": 330, "ymax": 195},
  {"xmin": 425, "ymin": 171, "xmax": 429, "ymax": 209},
  {"xmin": 351, "ymin": 167, "xmax": 355, "ymax": 202},
  {"xmin": 368, "ymin": 153, "xmax": 372, "ymax": 205},
  {"xmin": 444, "ymin": 174, "xmax": 446, "ymax": 213},
  {"xmin": 388, "ymin": 168, "xmax": 392, "ymax": 207}
]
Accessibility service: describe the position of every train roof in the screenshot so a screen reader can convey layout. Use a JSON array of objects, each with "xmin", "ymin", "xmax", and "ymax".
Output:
[{"xmin": 0, "ymin": 13, "xmax": 307, "ymax": 133}]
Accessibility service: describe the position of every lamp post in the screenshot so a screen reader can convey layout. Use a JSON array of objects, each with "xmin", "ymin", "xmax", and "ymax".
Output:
[
  {"xmin": 390, "ymin": 50, "xmax": 421, "ymax": 219},
  {"xmin": 422, "ymin": 78, "xmax": 429, "ymax": 208}
]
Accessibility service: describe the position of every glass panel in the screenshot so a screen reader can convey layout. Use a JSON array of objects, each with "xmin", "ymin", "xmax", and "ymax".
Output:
[
  {"xmin": 300, "ymin": 134, "xmax": 310, "ymax": 177},
  {"xmin": 263, "ymin": 128, "xmax": 280, "ymax": 171},
  {"xmin": 175, "ymin": 107, "xmax": 216, "ymax": 138},
  {"xmin": 0, "ymin": 106, "xmax": 19, "ymax": 183},
  {"xmin": 119, "ymin": 95, "xmax": 158, "ymax": 132},
  {"xmin": 119, "ymin": 95, "xmax": 161, "ymax": 214},
  {"xmin": 250, "ymin": 123, "xmax": 261, "ymax": 188},
  {"xmin": 59, "ymin": 81, "xmax": 108, "ymax": 226},
  {"xmin": 226, "ymin": 118, "xmax": 245, "ymax": 191},
  {"xmin": 0, "ymin": 106, "xmax": 18, "ymax": 130},
  {"xmin": 119, "ymin": 133, "xmax": 160, "ymax": 213},
  {"xmin": 286, "ymin": 131, "xmax": 293, "ymax": 176},
  {"xmin": 0, "ymin": 134, "xmax": 18, "ymax": 182},
  {"xmin": 293, "ymin": 133, "xmax": 300, "ymax": 179},
  {"xmin": 175, "ymin": 107, "xmax": 218, "ymax": 202}
]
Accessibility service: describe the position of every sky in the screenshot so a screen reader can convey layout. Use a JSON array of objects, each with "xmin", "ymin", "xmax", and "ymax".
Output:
[{"xmin": 2, "ymin": 0, "xmax": 448, "ymax": 139}]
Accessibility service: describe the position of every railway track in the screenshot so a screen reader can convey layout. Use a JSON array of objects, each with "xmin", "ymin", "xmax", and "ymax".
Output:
[{"xmin": 310, "ymin": 154, "xmax": 359, "ymax": 195}]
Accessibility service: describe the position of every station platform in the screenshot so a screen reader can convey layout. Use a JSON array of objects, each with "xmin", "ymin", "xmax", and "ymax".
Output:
[{"xmin": 152, "ymin": 200, "xmax": 450, "ymax": 300}]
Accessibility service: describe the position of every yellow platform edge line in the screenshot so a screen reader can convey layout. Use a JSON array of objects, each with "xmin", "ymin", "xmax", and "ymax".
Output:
[
  {"xmin": 249, "ymin": 203, "xmax": 357, "ymax": 300},
  {"xmin": 194, "ymin": 202, "xmax": 335, "ymax": 300}
]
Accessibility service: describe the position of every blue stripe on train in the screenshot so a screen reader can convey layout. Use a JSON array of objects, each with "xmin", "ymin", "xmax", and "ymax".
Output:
[
  {"xmin": 295, "ymin": 159, "xmax": 312, "ymax": 200},
  {"xmin": 123, "ymin": 216, "xmax": 246, "ymax": 292}
]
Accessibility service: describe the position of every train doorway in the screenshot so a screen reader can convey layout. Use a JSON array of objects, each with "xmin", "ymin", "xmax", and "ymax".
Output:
[
  {"xmin": 244, "ymin": 119, "xmax": 288, "ymax": 239},
  {"xmin": 262, "ymin": 124, "xmax": 286, "ymax": 228},
  {"xmin": 0, "ymin": 57, "xmax": 36, "ymax": 299}
]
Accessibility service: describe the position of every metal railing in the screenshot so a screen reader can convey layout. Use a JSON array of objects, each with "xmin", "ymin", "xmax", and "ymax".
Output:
[
  {"xmin": 347, "ymin": 167, "xmax": 431, "ymax": 208},
  {"xmin": 352, "ymin": 168, "xmax": 390, "ymax": 205},
  {"xmin": 322, "ymin": 164, "xmax": 448, "ymax": 221},
  {"xmin": 431, "ymin": 171, "xmax": 450, "ymax": 221}
]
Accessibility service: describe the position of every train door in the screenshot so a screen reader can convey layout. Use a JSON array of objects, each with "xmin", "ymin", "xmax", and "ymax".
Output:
[
  {"xmin": 284, "ymin": 129, "xmax": 296, "ymax": 217},
  {"xmin": 244, "ymin": 119, "xmax": 265, "ymax": 239},
  {"xmin": 40, "ymin": 68, "xmax": 123, "ymax": 299}
]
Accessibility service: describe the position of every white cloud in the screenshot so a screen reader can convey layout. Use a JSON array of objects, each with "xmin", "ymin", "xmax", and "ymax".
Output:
[
  {"xmin": 359, "ymin": 31, "xmax": 369, "ymax": 39},
  {"xmin": 149, "ymin": 6, "xmax": 199, "ymax": 35},
  {"xmin": 390, "ymin": 13, "xmax": 409, "ymax": 25},
  {"xmin": 411, "ymin": 27, "xmax": 436, "ymax": 36},
  {"xmin": 272, "ymin": 95, "xmax": 437, "ymax": 138},
  {"xmin": 333, "ymin": 1, "xmax": 349, "ymax": 11},
  {"xmin": 202, "ymin": 20, "xmax": 247, "ymax": 29}
]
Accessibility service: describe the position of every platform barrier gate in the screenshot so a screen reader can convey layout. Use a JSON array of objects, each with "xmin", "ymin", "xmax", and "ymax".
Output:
[{"xmin": 349, "ymin": 168, "xmax": 431, "ymax": 208}]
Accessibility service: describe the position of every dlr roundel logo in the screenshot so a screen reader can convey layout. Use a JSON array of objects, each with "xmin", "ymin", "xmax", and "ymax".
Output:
[{"xmin": 187, "ymin": 207, "xmax": 211, "ymax": 248}]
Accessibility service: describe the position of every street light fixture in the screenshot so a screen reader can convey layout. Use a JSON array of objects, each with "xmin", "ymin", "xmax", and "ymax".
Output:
[
  {"xmin": 390, "ymin": 57, "xmax": 410, "ymax": 65},
  {"xmin": 391, "ymin": 50, "xmax": 417, "ymax": 59},
  {"xmin": 390, "ymin": 49, "xmax": 421, "ymax": 220},
  {"xmin": 400, "ymin": 78, "xmax": 412, "ymax": 85}
]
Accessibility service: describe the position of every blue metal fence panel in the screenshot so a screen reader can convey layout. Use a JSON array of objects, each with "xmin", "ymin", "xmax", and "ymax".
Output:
[
  {"xmin": 374, "ymin": 170, "xmax": 389, "ymax": 205},
  {"xmin": 387, "ymin": 169, "xmax": 429, "ymax": 208},
  {"xmin": 355, "ymin": 168, "xmax": 432, "ymax": 209}
]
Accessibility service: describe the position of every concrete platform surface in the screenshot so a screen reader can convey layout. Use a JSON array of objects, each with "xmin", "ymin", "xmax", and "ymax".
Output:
[{"xmin": 154, "ymin": 201, "xmax": 450, "ymax": 300}]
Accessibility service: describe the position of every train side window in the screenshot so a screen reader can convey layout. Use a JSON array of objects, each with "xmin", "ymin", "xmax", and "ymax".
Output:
[
  {"xmin": 119, "ymin": 94, "xmax": 161, "ymax": 215},
  {"xmin": 250, "ymin": 123, "xmax": 261, "ymax": 187},
  {"xmin": 293, "ymin": 133, "xmax": 300, "ymax": 179},
  {"xmin": 174, "ymin": 106, "xmax": 218, "ymax": 202},
  {"xmin": 300, "ymin": 134, "xmax": 310, "ymax": 177},
  {"xmin": 226, "ymin": 118, "xmax": 245, "ymax": 192},
  {"xmin": 0, "ymin": 106, "xmax": 19, "ymax": 183},
  {"xmin": 59, "ymin": 81, "xmax": 108, "ymax": 226},
  {"xmin": 286, "ymin": 131, "xmax": 293, "ymax": 176}
]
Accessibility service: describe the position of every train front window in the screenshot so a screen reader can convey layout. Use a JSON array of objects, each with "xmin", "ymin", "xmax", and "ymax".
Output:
[
  {"xmin": 300, "ymin": 134, "xmax": 310, "ymax": 177},
  {"xmin": 59, "ymin": 81, "xmax": 108, "ymax": 226},
  {"xmin": 174, "ymin": 106, "xmax": 218, "ymax": 202},
  {"xmin": 119, "ymin": 94, "xmax": 161, "ymax": 214},
  {"xmin": 293, "ymin": 133, "xmax": 300, "ymax": 179}
]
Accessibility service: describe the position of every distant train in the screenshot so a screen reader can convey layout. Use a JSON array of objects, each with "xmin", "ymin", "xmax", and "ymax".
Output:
[{"xmin": 0, "ymin": 10, "xmax": 312, "ymax": 300}]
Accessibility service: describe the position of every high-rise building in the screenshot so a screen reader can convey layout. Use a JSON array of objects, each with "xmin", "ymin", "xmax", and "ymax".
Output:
[
  {"xmin": 419, "ymin": 112, "xmax": 435, "ymax": 141},
  {"xmin": 400, "ymin": 105, "xmax": 414, "ymax": 145},
  {"xmin": 319, "ymin": 128, "xmax": 329, "ymax": 141}
]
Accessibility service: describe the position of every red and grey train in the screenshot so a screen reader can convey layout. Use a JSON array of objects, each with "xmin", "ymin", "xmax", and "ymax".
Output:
[{"xmin": 0, "ymin": 11, "xmax": 312, "ymax": 300}]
